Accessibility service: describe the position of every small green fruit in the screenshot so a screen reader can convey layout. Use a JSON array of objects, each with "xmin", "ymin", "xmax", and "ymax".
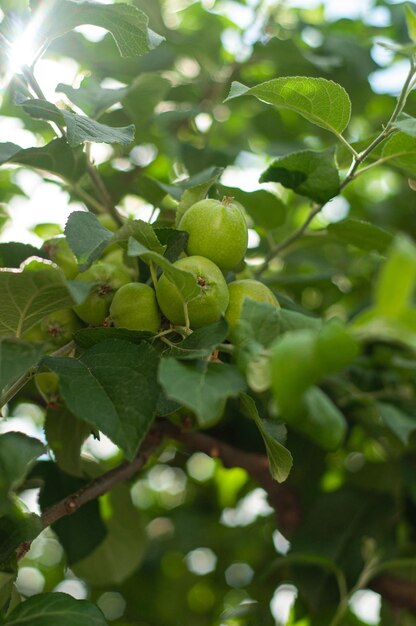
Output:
[
  {"xmin": 43, "ymin": 237, "xmax": 78, "ymax": 279},
  {"xmin": 35, "ymin": 372, "xmax": 60, "ymax": 403},
  {"xmin": 110, "ymin": 283, "xmax": 161, "ymax": 332},
  {"xmin": 179, "ymin": 197, "xmax": 248, "ymax": 271},
  {"xmin": 101, "ymin": 248, "xmax": 138, "ymax": 280},
  {"xmin": 74, "ymin": 262, "xmax": 131, "ymax": 326},
  {"xmin": 41, "ymin": 309, "xmax": 83, "ymax": 346},
  {"xmin": 156, "ymin": 256, "xmax": 229, "ymax": 328},
  {"xmin": 225, "ymin": 279, "xmax": 280, "ymax": 335}
]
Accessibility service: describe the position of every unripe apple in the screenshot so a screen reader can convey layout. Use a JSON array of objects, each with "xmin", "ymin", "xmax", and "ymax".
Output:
[
  {"xmin": 43, "ymin": 237, "xmax": 78, "ymax": 279},
  {"xmin": 100, "ymin": 248, "xmax": 138, "ymax": 280},
  {"xmin": 110, "ymin": 283, "xmax": 161, "ymax": 332},
  {"xmin": 225, "ymin": 279, "xmax": 280, "ymax": 336},
  {"xmin": 41, "ymin": 308, "xmax": 83, "ymax": 346},
  {"xmin": 74, "ymin": 262, "xmax": 131, "ymax": 326},
  {"xmin": 35, "ymin": 372, "xmax": 60, "ymax": 403},
  {"xmin": 156, "ymin": 255, "xmax": 229, "ymax": 328},
  {"xmin": 179, "ymin": 197, "xmax": 248, "ymax": 271}
]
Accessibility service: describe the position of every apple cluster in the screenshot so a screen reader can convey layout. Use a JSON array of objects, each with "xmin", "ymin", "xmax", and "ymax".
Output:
[{"xmin": 33, "ymin": 198, "xmax": 280, "ymax": 399}]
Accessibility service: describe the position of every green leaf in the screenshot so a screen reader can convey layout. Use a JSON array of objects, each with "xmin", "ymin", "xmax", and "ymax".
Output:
[
  {"xmin": 73, "ymin": 486, "xmax": 146, "ymax": 586},
  {"xmin": 128, "ymin": 238, "xmax": 200, "ymax": 303},
  {"xmin": 44, "ymin": 407, "xmax": 92, "ymax": 477},
  {"xmin": 214, "ymin": 184, "xmax": 286, "ymax": 229},
  {"xmin": 406, "ymin": 4, "xmax": 416, "ymax": 42},
  {"xmin": 0, "ymin": 433, "xmax": 45, "ymax": 514},
  {"xmin": 0, "ymin": 264, "xmax": 80, "ymax": 338},
  {"xmin": 225, "ymin": 77, "xmax": 351, "ymax": 138},
  {"xmin": 394, "ymin": 113, "xmax": 416, "ymax": 138},
  {"xmin": 240, "ymin": 394, "xmax": 292, "ymax": 483},
  {"xmin": 29, "ymin": 0, "xmax": 164, "ymax": 58},
  {"xmin": 4, "ymin": 592, "xmax": 108, "ymax": 625},
  {"xmin": 328, "ymin": 219, "xmax": 394, "ymax": 254},
  {"xmin": 378, "ymin": 402, "xmax": 416, "ymax": 444},
  {"xmin": 65, "ymin": 212, "xmax": 113, "ymax": 270},
  {"xmin": 0, "ymin": 509, "xmax": 42, "ymax": 566},
  {"xmin": 260, "ymin": 149, "xmax": 340, "ymax": 204},
  {"xmin": 0, "ymin": 339, "xmax": 43, "ymax": 396},
  {"xmin": 74, "ymin": 328, "xmax": 154, "ymax": 350},
  {"xmin": 44, "ymin": 339, "xmax": 160, "ymax": 461},
  {"xmin": 18, "ymin": 99, "xmax": 135, "ymax": 147},
  {"xmin": 114, "ymin": 220, "xmax": 166, "ymax": 255},
  {"xmin": 381, "ymin": 131, "xmax": 416, "ymax": 176},
  {"xmin": 0, "ymin": 243, "xmax": 47, "ymax": 268},
  {"xmin": 233, "ymin": 299, "xmax": 281, "ymax": 348},
  {"xmin": 158, "ymin": 358, "xmax": 246, "ymax": 427},
  {"xmin": 302, "ymin": 386, "xmax": 347, "ymax": 450},
  {"xmin": 34, "ymin": 462, "xmax": 106, "ymax": 564},
  {"xmin": 0, "ymin": 139, "xmax": 86, "ymax": 182},
  {"xmin": 123, "ymin": 73, "xmax": 171, "ymax": 131},
  {"xmin": 56, "ymin": 77, "xmax": 128, "ymax": 119},
  {"xmin": 375, "ymin": 235, "xmax": 416, "ymax": 319},
  {"xmin": 166, "ymin": 319, "xmax": 228, "ymax": 360},
  {"xmin": 175, "ymin": 167, "xmax": 224, "ymax": 226}
]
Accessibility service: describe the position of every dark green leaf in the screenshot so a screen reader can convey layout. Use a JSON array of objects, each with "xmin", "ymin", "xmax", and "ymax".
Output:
[
  {"xmin": 0, "ymin": 264, "xmax": 80, "ymax": 338},
  {"xmin": 56, "ymin": 77, "xmax": 128, "ymax": 119},
  {"xmin": 44, "ymin": 339, "xmax": 160, "ymax": 460},
  {"xmin": 74, "ymin": 328, "xmax": 154, "ymax": 350},
  {"xmin": 73, "ymin": 486, "xmax": 146, "ymax": 586},
  {"xmin": 65, "ymin": 212, "xmax": 113, "ymax": 270},
  {"xmin": 114, "ymin": 220, "xmax": 165, "ymax": 255},
  {"xmin": 225, "ymin": 77, "xmax": 351, "ymax": 137},
  {"xmin": 214, "ymin": 184, "xmax": 286, "ymax": 230},
  {"xmin": 302, "ymin": 386, "xmax": 347, "ymax": 450},
  {"xmin": 0, "ymin": 243, "xmax": 47, "ymax": 268},
  {"xmin": 128, "ymin": 238, "xmax": 200, "ymax": 302},
  {"xmin": 0, "ymin": 433, "xmax": 45, "ymax": 514},
  {"xmin": 29, "ymin": 0, "xmax": 164, "ymax": 58},
  {"xmin": 158, "ymin": 358, "xmax": 246, "ymax": 427},
  {"xmin": 240, "ymin": 394, "xmax": 292, "ymax": 482},
  {"xmin": 44, "ymin": 407, "xmax": 92, "ymax": 476},
  {"xmin": 166, "ymin": 319, "xmax": 228, "ymax": 360},
  {"xmin": 0, "ymin": 339, "xmax": 43, "ymax": 396},
  {"xmin": 0, "ymin": 139, "xmax": 86, "ymax": 182},
  {"xmin": 175, "ymin": 167, "xmax": 224, "ymax": 226},
  {"xmin": 0, "ymin": 509, "xmax": 42, "ymax": 566},
  {"xmin": 328, "ymin": 219, "xmax": 394, "ymax": 254},
  {"xmin": 35, "ymin": 462, "xmax": 107, "ymax": 565},
  {"xmin": 18, "ymin": 99, "xmax": 135, "ymax": 147},
  {"xmin": 4, "ymin": 591, "xmax": 108, "ymax": 625},
  {"xmin": 260, "ymin": 149, "xmax": 340, "ymax": 204}
]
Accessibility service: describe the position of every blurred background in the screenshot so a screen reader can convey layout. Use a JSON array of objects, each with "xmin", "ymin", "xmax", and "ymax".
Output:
[{"xmin": 0, "ymin": 0, "xmax": 416, "ymax": 624}]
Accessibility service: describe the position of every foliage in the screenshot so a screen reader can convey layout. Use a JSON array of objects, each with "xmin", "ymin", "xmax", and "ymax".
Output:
[{"xmin": 0, "ymin": 1, "xmax": 416, "ymax": 625}]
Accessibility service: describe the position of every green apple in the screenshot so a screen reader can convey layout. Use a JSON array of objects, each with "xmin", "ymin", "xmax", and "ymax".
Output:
[
  {"xmin": 110, "ymin": 283, "xmax": 161, "ymax": 332},
  {"xmin": 100, "ymin": 247, "xmax": 138, "ymax": 280},
  {"xmin": 43, "ymin": 237, "xmax": 78, "ymax": 279},
  {"xmin": 179, "ymin": 197, "xmax": 248, "ymax": 271},
  {"xmin": 41, "ymin": 308, "xmax": 83, "ymax": 346},
  {"xmin": 225, "ymin": 279, "xmax": 280, "ymax": 335},
  {"xmin": 74, "ymin": 262, "xmax": 131, "ymax": 326},
  {"xmin": 156, "ymin": 255, "xmax": 229, "ymax": 328},
  {"xmin": 35, "ymin": 372, "xmax": 60, "ymax": 403}
]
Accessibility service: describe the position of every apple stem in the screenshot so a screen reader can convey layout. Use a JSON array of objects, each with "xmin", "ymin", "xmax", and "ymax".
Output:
[{"xmin": 183, "ymin": 303, "xmax": 191, "ymax": 331}]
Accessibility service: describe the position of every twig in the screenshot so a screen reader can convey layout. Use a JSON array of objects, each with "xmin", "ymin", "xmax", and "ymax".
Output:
[
  {"xmin": 16, "ymin": 426, "xmax": 163, "ymax": 560},
  {"xmin": 255, "ymin": 56, "xmax": 416, "ymax": 277}
]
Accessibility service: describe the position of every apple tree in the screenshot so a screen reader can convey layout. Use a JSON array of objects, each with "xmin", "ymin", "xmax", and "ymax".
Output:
[{"xmin": 0, "ymin": 1, "xmax": 416, "ymax": 624}]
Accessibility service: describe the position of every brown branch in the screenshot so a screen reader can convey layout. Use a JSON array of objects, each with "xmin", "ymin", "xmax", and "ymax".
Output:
[
  {"xmin": 16, "ymin": 426, "xmax": 163, "ymax": 560},
  {"xmin": 370, "ymin": 575, "xmax": 416, "ymax": 612},
  {"xmin": 15, "ymin": 421, "xmax": 416, "ymax": 614},
  {"xmin": 167, "ymin": 425, "xmax": 302, "ymax": 536}
]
